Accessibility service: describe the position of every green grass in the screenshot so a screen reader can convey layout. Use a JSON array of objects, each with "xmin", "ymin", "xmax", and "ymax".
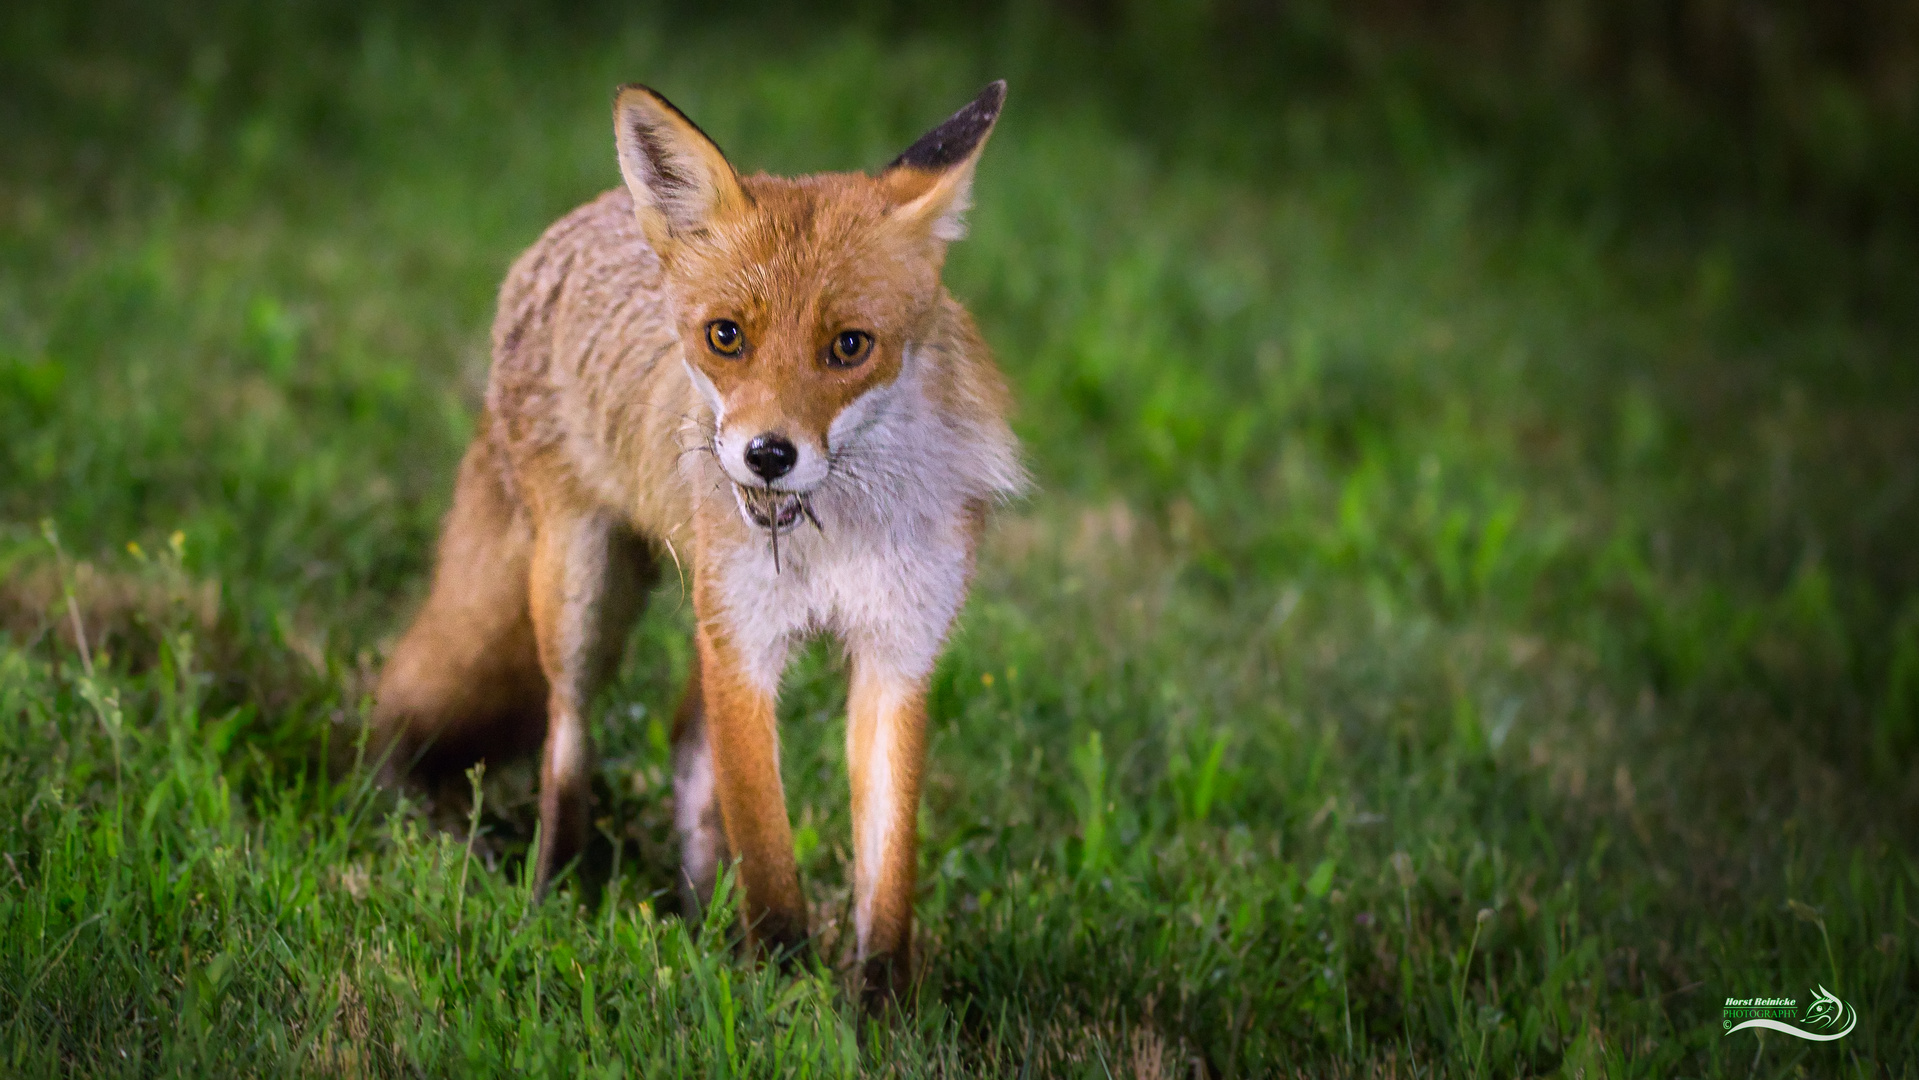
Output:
[{"xmin": 4, "ymin": 3, "xmax": 1918, "ymax": 1075}]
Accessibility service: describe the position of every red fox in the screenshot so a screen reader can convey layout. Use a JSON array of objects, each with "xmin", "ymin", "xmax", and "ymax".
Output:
[{"xmin": 371, "ymin": 81, "xmax": 1022, "ymax": 1001}]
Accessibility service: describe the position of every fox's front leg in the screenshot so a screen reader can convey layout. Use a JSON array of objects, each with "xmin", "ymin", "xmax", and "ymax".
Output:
[
  {"xmin": 846, "ymin": 660, "xmax": 931, "ymax": 1005},
  {"xmin": 693, "ymin": 610, "xmax": 807, "ymax": 953},
  {"xmin": 526, "ymin": 512, "xmax": 651, "ymax": 897}
]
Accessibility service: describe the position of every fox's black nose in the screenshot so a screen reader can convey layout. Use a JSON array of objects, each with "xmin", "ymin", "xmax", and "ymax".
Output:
[{"xmin": 744, "ymin": 434, "xmax": 797, "ymax": 481}]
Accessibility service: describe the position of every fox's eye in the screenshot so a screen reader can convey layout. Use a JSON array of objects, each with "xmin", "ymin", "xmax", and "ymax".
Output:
[
  {"xmin": 706, "ymin": 320, "xmax": 744, "ymax": 356},
  {"xmin": 828, "ymin": 330, "xmax": 872, "ymax": 367}
]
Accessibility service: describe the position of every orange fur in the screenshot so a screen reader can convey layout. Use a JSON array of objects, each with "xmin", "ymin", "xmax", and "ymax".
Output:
[{"xmin": 371, "ymin": 81, "xmax": 1021, "ymax": 1005}]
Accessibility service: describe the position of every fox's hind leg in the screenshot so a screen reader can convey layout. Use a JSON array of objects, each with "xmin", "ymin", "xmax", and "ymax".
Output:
[
  {"xmin": 525, "ymin": 511, "xmax": 655, "ymax": 897},
  {"xmin": 371, "ymin": 431, "xmax": 548, "ymax": 780},
  {"xmin": 670, "ymin": 650, "xmax": 730, "ymax": 921}
]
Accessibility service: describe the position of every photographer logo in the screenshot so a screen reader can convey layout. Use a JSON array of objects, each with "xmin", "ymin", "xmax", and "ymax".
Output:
[{"xmin": 1723, "ymin": 986, "xmax": 1856, "ymax": 1041}]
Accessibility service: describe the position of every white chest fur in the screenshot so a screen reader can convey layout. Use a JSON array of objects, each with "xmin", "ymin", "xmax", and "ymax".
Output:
[{"xmin": 706, "ymin": 503, "xmax": 974, "ymax": 694}]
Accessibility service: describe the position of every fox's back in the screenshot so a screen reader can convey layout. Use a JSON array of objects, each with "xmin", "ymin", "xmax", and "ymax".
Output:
[{"xmin": 485, "ymin": 187, "xmax": 700, "ymax": 541}]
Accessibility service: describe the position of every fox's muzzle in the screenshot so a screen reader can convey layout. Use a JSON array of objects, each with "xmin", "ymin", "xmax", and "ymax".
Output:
[{"xmin": 743, "ymin": 433, "xmax": 797, "ymax": 481}]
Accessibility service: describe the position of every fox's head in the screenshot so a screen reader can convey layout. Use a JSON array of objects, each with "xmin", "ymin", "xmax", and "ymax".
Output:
[{"xmin": 612, "ymin": 80, "xmax": 1005, "ymax": 533}]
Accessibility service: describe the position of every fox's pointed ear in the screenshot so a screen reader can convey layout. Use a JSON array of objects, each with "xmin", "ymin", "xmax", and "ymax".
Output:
[
  {"xmin": 614, "ymin": 84, "xmax": 748, "ymax": 251},
  {"xmin": 880, "ymin": 80, "xmax": 1005, "ymax": 244}
]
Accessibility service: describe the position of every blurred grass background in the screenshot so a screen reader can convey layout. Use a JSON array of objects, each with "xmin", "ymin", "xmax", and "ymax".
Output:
[{"xmin": 3, "ymin": 1, "xmax": 1917, "ymax": 1075}]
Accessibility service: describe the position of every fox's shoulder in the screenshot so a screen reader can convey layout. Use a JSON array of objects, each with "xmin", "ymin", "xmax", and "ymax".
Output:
[
  {"xmin": 485, "ymin": 188, "xmax": 681, "ymax": 490},
  {"xmin": 492, "ymin": 189, "xmax": 654, "ymax": 353}
]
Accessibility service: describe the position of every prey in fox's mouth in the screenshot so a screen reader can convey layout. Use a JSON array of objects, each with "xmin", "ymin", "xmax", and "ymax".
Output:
[
  {"xmin": 734, "ymin": 483, "xmax": 820, "ymax": 545},
  {"xmin": 733, "ymin": 484, "xmax": 822, "ymax": 573},
  {"xmin": 735, "ymin": 484, "xmax": 803, "ymax": 532}
]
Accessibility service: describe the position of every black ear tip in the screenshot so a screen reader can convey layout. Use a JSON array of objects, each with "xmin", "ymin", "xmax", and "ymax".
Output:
[
  {"xmin": 886, "ymin": 80, "xmax": 1008, "ymax": 173},
  {"xmin": 966, "ymin": 80, "xmax": 1007, "ymax": 125}
]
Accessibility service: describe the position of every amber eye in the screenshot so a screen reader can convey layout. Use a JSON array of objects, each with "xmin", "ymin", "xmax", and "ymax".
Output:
[
  {"xmin": 706, "ymin": 319, "xmax": 744, "ymax": 356},
  {"xmin": 828, "ymin": 329, "xmax": 872, "ymax": 367}
]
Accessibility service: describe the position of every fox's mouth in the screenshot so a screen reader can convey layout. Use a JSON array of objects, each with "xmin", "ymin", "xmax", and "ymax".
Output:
[{"xmin": 734, "ymin": 485, "xmax": 808, "ymax": 534}]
